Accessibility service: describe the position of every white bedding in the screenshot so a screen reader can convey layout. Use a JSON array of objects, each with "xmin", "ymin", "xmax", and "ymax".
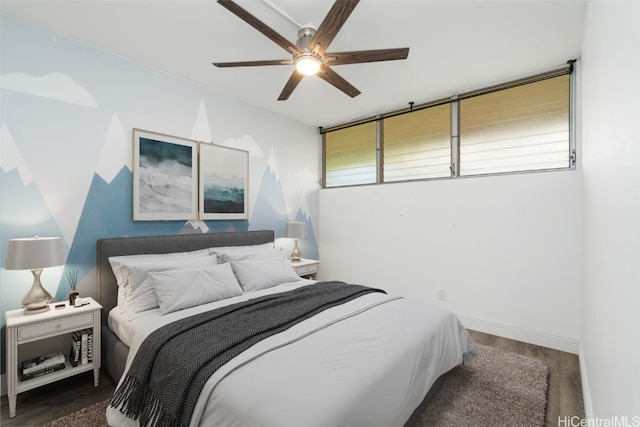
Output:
[
  {"xmin": 107, "ymin": 280, "xmax": 476, "ymax": 427},
  {"xmin": 108, "ymin": 308, "xmax": 135, "ymax": 346}
]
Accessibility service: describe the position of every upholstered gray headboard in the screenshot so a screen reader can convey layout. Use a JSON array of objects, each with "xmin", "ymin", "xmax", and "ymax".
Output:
[
  {"xmin": 96, "ymin": 230, "xmax": 274, "ymax": 382},
  {"xmin": 96, "ymin": 230, "xmax": 275, "ymax": 315}
]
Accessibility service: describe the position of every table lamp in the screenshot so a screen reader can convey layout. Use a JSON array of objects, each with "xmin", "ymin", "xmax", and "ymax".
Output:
[
  {"xmin": 5, "ymin": 236, "xmax": 65, "ymax": 313},
  {"xmin": 285, "ymin": 222, "xmax": 306, "ymax": 262}
]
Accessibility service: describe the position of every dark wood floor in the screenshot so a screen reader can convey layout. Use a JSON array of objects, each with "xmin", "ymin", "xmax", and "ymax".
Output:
[
  {"xmin": 0, "ymin": 330, "xmax": 584, "ymax": 426},
  {"xmin": 0, "ymin": 369, "xmax": 116, "ymax": 426}
]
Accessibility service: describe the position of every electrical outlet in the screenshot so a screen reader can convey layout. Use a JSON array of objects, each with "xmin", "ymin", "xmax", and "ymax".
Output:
[{"xmin": 438, "ymin": 288, "xmax": 447, "ymax": 301}]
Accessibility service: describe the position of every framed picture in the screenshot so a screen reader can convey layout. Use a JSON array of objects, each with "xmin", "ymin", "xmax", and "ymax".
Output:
[
  {"xmin": 199, "ymin": 142, "xmax": 249, "ymax": 220},
  {"xmin": 133, "ymin": 129, "xmax": 198, "ymax": 221}
]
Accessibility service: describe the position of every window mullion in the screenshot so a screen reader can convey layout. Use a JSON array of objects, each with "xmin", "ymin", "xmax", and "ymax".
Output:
[
  {"xmin": 377, "ymin": 116, "xmax": 383, "ymax": 183},
  {"xmin": 569, "ymin": 66, "xmax": 577, "ymax": 168},
  {"xmin": 321, "ymin": 133, "xmax": 327, "ymax": 187},
  {"xmin": 450, "ymin": 95, "xmax": 460, "ymax": 177}
]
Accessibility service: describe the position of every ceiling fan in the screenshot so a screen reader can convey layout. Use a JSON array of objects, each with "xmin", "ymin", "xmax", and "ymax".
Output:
[{"xmin": 213, "ymin": 0, "xmax": 410, "ymax": 100}]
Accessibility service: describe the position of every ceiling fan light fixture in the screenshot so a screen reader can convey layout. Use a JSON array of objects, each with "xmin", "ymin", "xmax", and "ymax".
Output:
[
  {"xmin": 214, "ymin": 0, "xmax": 409, "ymax": 100},
  {"xmin": 295, "ymin": 53, "xmax": 321, "ymax": 75}
]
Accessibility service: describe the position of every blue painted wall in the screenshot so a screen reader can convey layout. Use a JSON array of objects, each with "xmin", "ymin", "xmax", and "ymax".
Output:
[{"xmin": 0, "ymin": 16, "xmax": 321, "ymax": 372}]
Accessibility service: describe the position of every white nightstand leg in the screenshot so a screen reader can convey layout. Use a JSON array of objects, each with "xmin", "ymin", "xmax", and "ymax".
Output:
[
  {"xmin": 7, "ymin": 324, "xmax": 17, "ymax": 417},
  {"xmin": 8, "ymin": 394, "xmax": 16, "ymax": 418},
  {"xmin": 93, "ymin": 367, "xmax": 100, "ymax": 387}
]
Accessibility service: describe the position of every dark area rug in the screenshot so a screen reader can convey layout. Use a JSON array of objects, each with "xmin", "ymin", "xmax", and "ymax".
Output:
[
  {"xmin": 44, "ymin": 398, "xmax": 110, "ymax": 427},
  {"xmin": 46, "ymin": 344, "xmax": 548, "ymax": 427},
  {"xmin": 416, "ymin": 344, "xmax": 549, "ymax": 427}
]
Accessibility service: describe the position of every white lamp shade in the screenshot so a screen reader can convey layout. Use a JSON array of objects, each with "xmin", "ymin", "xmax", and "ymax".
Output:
[
  {"xmin": 285, "ymin": 222, "xmax": 306, "ymax": 239},
  {"xmin": 5, "ymin": 237, "xmax": 65, "ymax": 270}
]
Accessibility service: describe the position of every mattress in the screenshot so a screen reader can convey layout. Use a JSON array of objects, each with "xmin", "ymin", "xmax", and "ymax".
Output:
[{"xmin": 106, "ymin": 281, "xmax": 476, "ymax": 427}]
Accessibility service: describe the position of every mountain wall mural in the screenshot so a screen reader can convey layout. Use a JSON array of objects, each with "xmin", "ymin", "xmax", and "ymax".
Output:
[{"xmin": 1, "ymin": 16, "xmax": 321, "ymax": 374}]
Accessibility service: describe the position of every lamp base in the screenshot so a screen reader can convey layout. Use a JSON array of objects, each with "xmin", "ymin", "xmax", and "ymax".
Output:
[
  {"xmin": 23, "ymin": 306, "xmax": 51, "ymax": 315},
  {"xmin": 290, "ymin": 239, "xmax": 302, "ymax": 262},
  {"xmin": 22, "ymin": 268, "xmax": 53, "ymax": 313}
]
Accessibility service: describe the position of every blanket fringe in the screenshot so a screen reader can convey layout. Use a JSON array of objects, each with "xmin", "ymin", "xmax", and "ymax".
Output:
[{"xmin": 111, "ymin": 374, "xmax": 178, "ymax": 427}]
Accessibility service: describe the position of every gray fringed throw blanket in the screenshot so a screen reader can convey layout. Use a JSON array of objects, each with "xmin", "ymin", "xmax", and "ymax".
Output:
[{"xmin": 110, "ymin": 281, "xmax": 385, "ymax": 427}]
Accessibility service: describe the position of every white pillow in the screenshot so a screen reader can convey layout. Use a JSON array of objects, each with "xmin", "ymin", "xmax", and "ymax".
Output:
[
  {"xmin": 218, "ymin": 248, "xmax": 283, "ymax": 264},
  {"xmin": 230, "ymin": 254, "xmax": 300, "ymax": 292},
  {"xmin": 116, "ymin": 286, "xmax": 128, "ymax": 312},
  {"xmin": 149, "ymin": 263, "xmax": 243, "ymax": 314},
  {"xmin": 109, "ymin": 248, "xmax": 212, "ymax": 313},
  {"xmin": 109, "ymin": 248, "xmax": 212, "ymax": 287},
  {"xmin": 211, "ymin": 243, "xmax": 275, "ymax": 260},
  {"xmin": 121, "ymin": 256, "xmax": 218, "ymax": 313}
]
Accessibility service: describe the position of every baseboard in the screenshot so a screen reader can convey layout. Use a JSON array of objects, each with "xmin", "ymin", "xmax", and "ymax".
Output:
[
  {"xmin": 579, "ymin": 341, "xmax": 594, "ymax": 418},
  {"xmin": 457, "ymin": 315, "xmax": 579, "ymax": 354},
  {"xmin": 1, "ymin": 373, "xmax": 6, "ymax": 396}
]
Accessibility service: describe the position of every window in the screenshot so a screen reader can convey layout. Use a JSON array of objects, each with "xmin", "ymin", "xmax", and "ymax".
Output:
[
  {"xmin": 322, "ymin": 65, "xmax": 574, "ymax": 188},
  {"xmin": 324, "ymin": 122, "xmax": 377, "ymax": 187},
  {"xmin": 459, "ymin": 75, "xmax": 570, "ymax": 176},
  {"xmin": 383, "ymin": 103, "xmax": 451, "ymax": 182}
]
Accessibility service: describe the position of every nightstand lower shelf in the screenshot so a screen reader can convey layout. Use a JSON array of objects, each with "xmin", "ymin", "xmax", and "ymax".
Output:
[{"xmin": 16, "ymin": 361, "xmax": 99, "ymax": 394}]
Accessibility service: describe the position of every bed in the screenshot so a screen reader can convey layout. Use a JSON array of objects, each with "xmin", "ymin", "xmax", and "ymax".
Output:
[{"xmin": 96, "ymin": 230, "xmax": 476, "ymax": 427}]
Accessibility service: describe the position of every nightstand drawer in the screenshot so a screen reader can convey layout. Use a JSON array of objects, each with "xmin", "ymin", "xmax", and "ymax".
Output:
[
  {"xmin": 17, "ymin": 313, "xmax": 93, "ymax": 342},
  {"xmin": 296, "ymin": 264, "xmax": 317, "ymax": 275}
]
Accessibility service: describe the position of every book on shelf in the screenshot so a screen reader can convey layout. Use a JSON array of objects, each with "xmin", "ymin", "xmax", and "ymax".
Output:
[
  {"xmin": 19, "ymin": 362, "xmax": 65, "ymax": 381},
  {"xmin": 20, "ymin": 352, "xmax": 66, "ymax": 380},
  {"xmin": 81, "ymin": 329, "xmax": 88, "ymax": 365},
  {"xmin": 86, "ymin": 328, "xmax": 94, "ymax": 363},
  {"xmin": 69, "ymin": 328, "xmax": 93, "ymax": 367},
  {"xmin": 69, "ymin": 331, "xmax": 81, "ymax": 367},
  {"xmin": 20, "ymin": 352, "xmax": 65, "ymax": 376}
]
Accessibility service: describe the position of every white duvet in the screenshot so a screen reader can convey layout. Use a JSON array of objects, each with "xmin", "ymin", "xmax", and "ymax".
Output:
[{"xmin": 107, "ymin": 281, "xmax": 476, "ymax": 427}]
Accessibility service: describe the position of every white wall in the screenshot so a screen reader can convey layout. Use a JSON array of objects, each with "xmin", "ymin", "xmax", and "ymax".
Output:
[
  {"xmin": 580, "ymin": 0, "xmax": 640, "ymax": 419},
  {"xmin": 319, "ymin": 170, "xmax": 581, "ymax": 353}
]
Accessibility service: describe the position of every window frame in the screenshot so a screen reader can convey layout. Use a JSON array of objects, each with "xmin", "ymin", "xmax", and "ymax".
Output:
[{"xmin": 321, "ymin": 63, "xmax": 576, "ymax": 188}]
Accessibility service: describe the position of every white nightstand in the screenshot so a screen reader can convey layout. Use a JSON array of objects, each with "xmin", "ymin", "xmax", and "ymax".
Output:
[
  {"xmin": 5, "ymin": 297, "xmax": 102, "ymax": 418},
  {"xmin": 291, "ymin": 258, "xmax": 319, "ymax": 279}
]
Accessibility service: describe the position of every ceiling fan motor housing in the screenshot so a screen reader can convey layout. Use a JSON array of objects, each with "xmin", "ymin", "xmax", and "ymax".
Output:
[{"xmin": 296, "ymin": 25, "xmax": 318, "ymax": 51}]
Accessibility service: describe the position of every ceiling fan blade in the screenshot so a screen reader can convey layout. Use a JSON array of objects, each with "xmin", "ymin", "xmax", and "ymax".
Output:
[
  {"xmin": 307, "ymin": 0, "xmax": 360, "ymax": 56},
  {"xmin": 317, "ymin": 66, "xmax": 361, "ymax": 98},
  {"xmin": 213, "ymin": 59, "xmax": 292, "ymax": 67},
  {"xmin": 325, "ymin": 48, "xmax": 410, "ymax": 65},
  {"xmin": 218, "ymin": 0, "xmax": 302, "ymax": 55},
  {"xmin": 278, "ymin": 71, "xmax": 304, "ymax": 101}
]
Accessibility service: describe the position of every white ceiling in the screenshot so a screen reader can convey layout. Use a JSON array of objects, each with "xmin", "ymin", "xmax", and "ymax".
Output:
[{"xmin": 0, "ymin": 0, "xmax": 586, "ymax": 128}]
